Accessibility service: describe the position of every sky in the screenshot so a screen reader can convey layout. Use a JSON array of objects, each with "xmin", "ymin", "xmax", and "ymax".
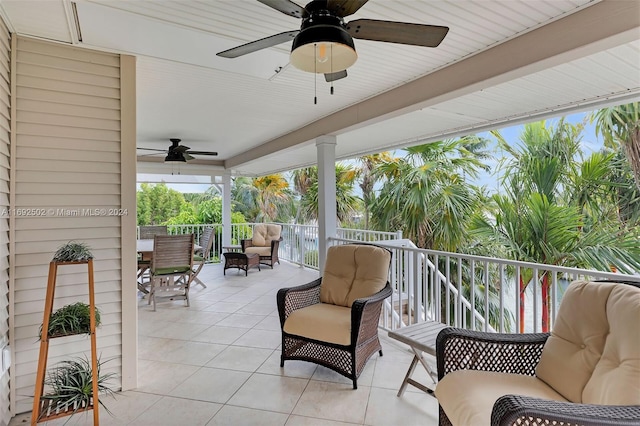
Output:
[{"xmin": 141, "ymin": 110, "xmax": 605, "ymax": 194}]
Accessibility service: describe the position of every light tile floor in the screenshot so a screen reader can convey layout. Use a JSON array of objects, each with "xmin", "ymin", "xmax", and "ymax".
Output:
[{"xmin": 11, "ymin": 261, "xmax": 439, "ymax": 426}]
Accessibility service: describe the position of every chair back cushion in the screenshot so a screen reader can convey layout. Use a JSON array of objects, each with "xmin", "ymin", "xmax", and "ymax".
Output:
[
  {"xmin": 251, "ymin": 224, "xmax": 281, "ymax": 247},
  {"xmin": 535, "ymin": 280, "xmax": 640, "ymax": 404},
  {"xmin": 582, "ymin": 282, "xmax": 640, "ymax": 405},
  {"xmin": 320, "ymin": 244, "xmax": 390, "ymax": 307}
]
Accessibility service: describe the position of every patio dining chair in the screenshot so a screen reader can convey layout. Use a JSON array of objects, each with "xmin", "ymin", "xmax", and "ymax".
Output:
[
  {"xmin": 139, "ymin": 225, "xmax": 168, "ymax": 239},
  {"xmin": 191, "ymin": 227, "xmax": 214, "ymax": 289},
  {"xmin": 277, "ymin": 243, "xmax": 392, "ymax": 389},
  {"xmin": 137, "ymin": 225, "xmax": 169, "ymax": 291},
  {"xmin": 148, "ymin": 233, "xmax": 195, "ymax": 311}
]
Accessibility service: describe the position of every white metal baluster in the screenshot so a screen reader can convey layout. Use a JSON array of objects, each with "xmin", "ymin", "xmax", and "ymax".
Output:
[
  {"xmin": 533, "ymin": 268, "xmax": 539, "ymax": 333},
  {"xmin": 445, "ymin": 256, "xmax": 451, "ymax": 326},
  {"xmin": 470, "ymin": 260, "xmax": 476, "ymax": 331},
  {"xmin": 457, "ymin": 255, "xmax": 463, "ymax": 328},
  {"xmin": 515, "ymin": 266, "xmax": 521, "ymax": 334},
  {"xmin": 412, "ymin": 250, "xmax": 420, "ymax": 324},
  {"xmin": 551, "ymin": 272, "xmax": 558, "ymax": 330},
  {"xmin": 434, "ymin": 255, "xmax": 440, "ymax": 323},
  {"xmin": 484, "ymin": 261, "xmax": 489, "ymax": 332},
  {"xmin": 499, "ymin": 263, "xmax": 505, "ymax": 332}
]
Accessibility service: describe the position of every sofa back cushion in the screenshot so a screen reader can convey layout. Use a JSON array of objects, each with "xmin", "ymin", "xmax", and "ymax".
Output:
[
  {"xmin": 251, "ymin": 224, "xmax": 281, "ymax": 247},
  {"xmin": 536, "ymin": 280, "xmax": 640, "ymax": 404},
  {"xmin": 320, "ymin": 244, "xmax": 390, "ymax": 308},
  {"xmin": 582, "ymin": 282, "xmax": 640, "ymax": 405}
]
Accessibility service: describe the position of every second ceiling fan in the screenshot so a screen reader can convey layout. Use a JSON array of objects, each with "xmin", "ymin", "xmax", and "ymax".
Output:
[
  {"xmin": 217, "ymin": 0, "xmax": 449, "ymax": 82},
  {"xmin": 138, "ymin": 139, "xmax": 218, "ymax": 162}
]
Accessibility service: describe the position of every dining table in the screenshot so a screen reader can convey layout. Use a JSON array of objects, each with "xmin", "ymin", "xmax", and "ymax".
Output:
[{"xmin": 136, "ymin": 238, "xmax": 202, "ymax": 259}]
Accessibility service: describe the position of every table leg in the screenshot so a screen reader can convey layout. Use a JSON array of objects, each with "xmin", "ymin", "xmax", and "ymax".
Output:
[
  {"xmin": 397, "ymin": 347, "xmax": 438, "ymax": 397},
  {"xmin": 398, "ymin": 355, "xmax": 419, "ymax": 397},
  {"xmin": 412, "ymin": 346, "xmax": 438, "ymax": 384}
]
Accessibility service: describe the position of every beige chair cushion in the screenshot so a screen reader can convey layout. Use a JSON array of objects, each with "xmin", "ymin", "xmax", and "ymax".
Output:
[
  {"xmin": 435, "ymin": 370, "xmax": 567, "ymax": 426},
  {"xmin": 320, "ymin": 245, "xmax": 390, "ymax": 308},
  {"xmin": 582, "ymin": 283, "xmax": 640, "ymax": 405},
  {"xmin": 245, "ymin": 246, "xmax": 271, "ymax": 257},
  {"xmin": 535, "ymin": 280, "xmax": 615, "ymax": 403},
  {"xmin": 283, "ymin": 303, "xmax": 351, "ymax": 345},
  {"xmin": 251, "ymin": 224, "xmax": 281, "ymax": 247}
]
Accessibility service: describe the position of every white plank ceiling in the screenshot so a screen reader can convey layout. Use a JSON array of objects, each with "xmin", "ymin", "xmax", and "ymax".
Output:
[{"xmin": 1, "ymin": 0, "xmax": 639, "ymax": 176}]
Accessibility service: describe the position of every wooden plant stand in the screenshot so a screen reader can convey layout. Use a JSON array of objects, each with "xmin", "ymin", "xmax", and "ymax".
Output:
[{"xmin": 31, "ymin": 259, "xmax": 100, "ymax": 425}]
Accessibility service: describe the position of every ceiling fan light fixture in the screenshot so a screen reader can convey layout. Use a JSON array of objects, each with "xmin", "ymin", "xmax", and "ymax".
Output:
[
  {"xmin": 165, "ymin": 151, "xmax": 187, "ymax": 162},
  {"xmin": 290, "ymin": 25, "xmax": 357, "ymax": 73}
]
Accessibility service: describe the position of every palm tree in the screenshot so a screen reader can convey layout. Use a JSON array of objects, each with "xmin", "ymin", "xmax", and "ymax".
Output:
[
  {"xmin": 292, "ymin": 163, "xmax": 361, "ymax": 225},
  {"xmin": 231, "ymin": 176, "xmax": 259, "ymax": 221},
  {"xmin": 471, "ymin": 120, "xmax": 640, "ymax": 332},
  {"xmin": 592, "ymin": 102, "xmax": 640, "ymax": 190},
  {"xmin": 371, "ymin": 136, "xmax": 490, "ymax": 251},
  {"xmin": 252, "ymin": 174, "xmax": 292, "ymax": 222},
  {"xmin": 356, "ymin": 152, "xmax": 392, "ymax": 229},
  {"xmin": 231, "ymin": 175, "xmax": 293, "ymax": 222}
]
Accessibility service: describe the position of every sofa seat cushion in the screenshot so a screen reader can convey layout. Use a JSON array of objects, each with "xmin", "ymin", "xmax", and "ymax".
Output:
[
  {"xmin": 283, "ymin": 303, "xmax": 351, "ymax": 346},
  {"xmin": 245, "ymin": 246, "xmax": 271, "ymax": 257},
  {"xmin": 435, "ymin": 370, "xmax": 567, "ymax": 426}
]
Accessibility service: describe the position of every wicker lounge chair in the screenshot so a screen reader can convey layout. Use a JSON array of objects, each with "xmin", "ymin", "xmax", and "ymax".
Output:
[
  {"xmin": 241, "ymin": 223, "xmax": 282, "ymax": 268},
  {"xmin": 435, "ymin": 280, "xmax": 640, "ymax": 426},
  {"xmin": 277, "ymin": 244, "xmax": 392, "ymax": 389}
]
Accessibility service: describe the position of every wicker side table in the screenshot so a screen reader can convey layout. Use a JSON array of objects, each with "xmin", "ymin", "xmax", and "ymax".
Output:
[{"xmin": 223, "ymin": 252, "xmax": 260, "ymax": 276}]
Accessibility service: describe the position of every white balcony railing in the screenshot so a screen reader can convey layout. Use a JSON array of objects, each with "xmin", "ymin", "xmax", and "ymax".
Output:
[{"xmin": 138, "ymin": 223, "xmax": 640, "ymax": 334}]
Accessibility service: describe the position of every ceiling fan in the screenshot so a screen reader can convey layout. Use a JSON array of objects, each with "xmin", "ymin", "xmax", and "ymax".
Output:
[
  {"xmin": 216, "ymin": 0, "xmax": 449, "ymax": 82},
  {"xmin": 137, "ymin": 138, "xmax": 218, "ymax": 162}
]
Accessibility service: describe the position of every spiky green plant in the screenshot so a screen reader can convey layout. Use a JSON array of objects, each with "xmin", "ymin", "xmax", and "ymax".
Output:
[
  {"xmin": 52, "ymin": 241, "xmax": 94, "ymax": 262},
  {"xmin": 40, "ymin": 356, "xmax": 116, "ymax": 419},
  {"xmin": 40, "ymin": 303, "xmax": 101, "ymax": 339}
]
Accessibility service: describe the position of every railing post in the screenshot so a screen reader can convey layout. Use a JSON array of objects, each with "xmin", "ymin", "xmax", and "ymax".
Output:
[{"xmin": 298, "ymin": 225, "xmax": 305, "ymax": 267}]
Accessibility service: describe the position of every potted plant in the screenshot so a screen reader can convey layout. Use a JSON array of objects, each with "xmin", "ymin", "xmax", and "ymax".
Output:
[
  {"xmin": 39, "ymin": 302, "xmax": 101, "ymax": 339},
  {"xmin": 52, "ymin": 241, "xmax": 94, "ymax": 262},
  {"xmin": 40, "ymin": 356, "xmax": 116, "ymax": 419}
]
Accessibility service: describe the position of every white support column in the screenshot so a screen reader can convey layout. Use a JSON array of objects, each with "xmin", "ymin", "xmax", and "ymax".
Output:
[
  {"xmin": 222, "ymin": 174, "xmax": 232, "ymax": 247},
  {"xmin": 317, "ymin": 135, "xmax": 337, "ymax": 272}
]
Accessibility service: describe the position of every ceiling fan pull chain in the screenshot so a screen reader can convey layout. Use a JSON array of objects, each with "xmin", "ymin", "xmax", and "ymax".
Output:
[
  {"xmin": 330, "ymin": 44, "xmax": 334, "ymax": 95},
  {"xmin": 314, "ymin": 43, "xmax": 318, "ymax": 105}
]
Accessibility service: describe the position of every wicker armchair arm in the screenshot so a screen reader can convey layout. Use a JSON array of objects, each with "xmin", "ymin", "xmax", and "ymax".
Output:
[
  {"xmin": 351, "ymin": 283, "xmax": 392, "ymax": 345},
  {"xmin": 436, "ymin": 327, "xmax": 549, "ymax": 380},
  {"xmin": 270, "ymin": 237, "xmax": 282, "ymax": 253},
  {"xmin": 240, "ymin": 238, "xmax": 253, "ymax": 251},
  {"xmin": 277, "ymin": 278, "xmax": 322, "ymax": 327},
  {"xmin": 492, "ymin": 395, "xmax": 640, "ymax": 426}
]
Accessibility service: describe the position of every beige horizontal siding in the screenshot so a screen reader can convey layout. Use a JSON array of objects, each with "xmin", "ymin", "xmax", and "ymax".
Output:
[
  {"xmin": 12, "ymin": 37, "xmax": 123, "ymax": 415},
  {"xmin": 0, "ymin": 15, "xmax": 9, "ymax": 426}
]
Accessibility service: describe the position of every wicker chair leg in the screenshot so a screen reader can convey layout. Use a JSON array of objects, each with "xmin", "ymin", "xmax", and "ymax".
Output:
[
  {"xmin": 353, "ymin": 379, "xmax": 357, "ymax": 389},
  {"xmin": 379, "ymin": 350, "xmax": 383, "ymax": 356}
]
